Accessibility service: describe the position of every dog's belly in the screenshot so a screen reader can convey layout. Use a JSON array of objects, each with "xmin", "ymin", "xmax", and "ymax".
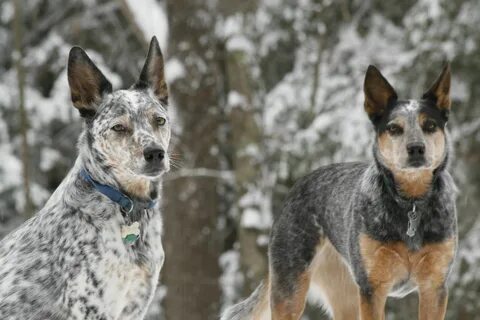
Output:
[{"xmin": 388, "ymin": 278, "xmax": 417, "ymax": 298}]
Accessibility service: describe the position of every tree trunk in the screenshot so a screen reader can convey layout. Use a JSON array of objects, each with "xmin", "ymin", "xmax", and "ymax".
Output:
[
  {"xmin": 162, "ymin": 1, "xmax": 223, "ymax": 319},
  {"xmin": 13, "ymin": 0, "xmax": 33, "ymax": 217},
  {"xmin": 225, "ymin": 48, "xmax": 269, "ymax": 294}
]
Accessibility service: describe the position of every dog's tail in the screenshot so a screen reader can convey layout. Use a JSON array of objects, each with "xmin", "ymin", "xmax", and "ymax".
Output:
[{"xmin": 221, "ymin": 280, "xmax": 270, "ymax": 320}]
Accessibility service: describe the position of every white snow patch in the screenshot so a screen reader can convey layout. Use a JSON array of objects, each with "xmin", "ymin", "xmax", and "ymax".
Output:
[
  {"xmin": 0, "ymin": 1, "xmax": 13, "ymax": 23},
  {"xmin": 241, "ymin": 208, "xmax": 262, "ymax": 228},
  {"xmin": 40, "ymin": 148, "xmax": 62, "ymax": 171},
  {"xmin": 219, "ymin": 250, "xmax": 244, "ymax": 311},
  {"xmin": 0, "ymin": 149, "xmax": 22, "ymax": 190},
  {"xmin": 226, "ymin": 35, "xmax": 255, "ymax": 54},
  {"xmin": 256, "ymin": 234, "xmax": 269, "ymax": 247},
  {"xmin": 124, "ymin": 0, "xmax": 169, "ymax": 51},
  {"xmin": 227, "ymin": 91, "xmax": 247, "ymax": 109},
  {"xmin": 165, "ymin": 58, "xmax": 186, "ymax": 83},
  {"xmin": 221, "ymin": 15, "xmax": 243, "ymax": 38}
]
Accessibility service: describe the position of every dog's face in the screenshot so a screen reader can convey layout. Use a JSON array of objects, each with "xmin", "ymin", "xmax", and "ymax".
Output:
[
  {"xmin": 375, "ymin": 99, "xmax": 447, "ymax": 171},
  {"xmin": 67, "ymin": 37, "xmax": 170, "ymax": 197},
  {"xmin": 363, "ymin": 65, "xmax": 451, "ymax": 196},
  {"xmin": 88, "ymin": 90, "xmax": 171, "ymax": 177}
]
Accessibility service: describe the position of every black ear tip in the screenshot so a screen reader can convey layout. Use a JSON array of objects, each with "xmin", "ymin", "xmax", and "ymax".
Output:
[
  {"xmin": 150, "ymin": 36, "xmax": 161, "ymax": 50},
  {"xmin": 69, "ymin": 46, "xmax": 85, "ymax": 58},
  {"xmin": 366, "ymin": 65, "xmax": 380, "ymax": 75},
  {"xmin": 365, "ymin": 65, "xmax": 381, "ymax": 85},
  {"xmin": 69, "ymin": 46, "xmax": 89, "ymax": 63}
]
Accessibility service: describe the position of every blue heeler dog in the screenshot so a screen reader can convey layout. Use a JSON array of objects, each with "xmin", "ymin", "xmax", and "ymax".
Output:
[
  {"xmin": 0, "ymin": 37, "xmax": 170, "ymax": 319},
  {"xmin": 222, "ymin": 64, "xmax": 457, "ymax": 320}
]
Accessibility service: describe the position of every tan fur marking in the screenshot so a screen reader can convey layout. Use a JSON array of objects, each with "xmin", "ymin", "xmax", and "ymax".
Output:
[
  {"xmin": 363, "ymin": 66, "xmax": 397, "ymax": 118},
  {"xmin": 395, "ymin": 170, "xmax": 433, "ymax": 198},
  {"xmin": 377, "ymin": 128, "xmax": 446, "ymax": 198},
  {"xmin": 311, "ymin": 240, "xmax": 360, "ymax": 319},
  {"xmin": 425, "ymin": 64, "xmax": 451, "ymax": 111},
  {"xmin": 252, "ymin": 278, "xmax": 271, "ymax": 320},
  {"xmin": 69, "ymin": 64, "xmax": 102, "ymax": 109},
  {"xmin": 415, "ymin": 239, "xmax": 455, "ymax": 320},
  {"xmin": 359, "ymin": 234, "xmax": 455, "ymax": 320},
  {"xmin": 271, "ymin": 272, "xmax": 310, "ymax": 320},
  {"xmin": 149, "ymin": 57, "xmax": 168, "ymax": 100},
  {"xmin": 114, "ymin": 170, "xmax": 151, "ymax": 199},
  {"xmin": 418, "ymin": 113, "xmax": 446, "ymax": 169},
  {"xmin": 365, "ymin": 94, "xmax": 389, "ymax": 118}
]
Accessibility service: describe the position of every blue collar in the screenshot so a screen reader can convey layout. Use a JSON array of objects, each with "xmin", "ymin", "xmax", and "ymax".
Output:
[{"xmin": 80, "ymin": 169, "xmax": 156, "ymax": 213}]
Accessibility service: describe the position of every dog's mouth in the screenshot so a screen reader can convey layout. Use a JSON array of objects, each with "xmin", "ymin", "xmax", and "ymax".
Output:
[
  {"xmin": 402, "ymin": 156, "xmax": 431, "ymax": 170},
  {"xmin": 142, "ymin": 162, "xmax": 169, "ymax": 177},
  {"xmin": 407, "ymin": 157, "xmax": 426, "ymax": 168},
  {"xmin": 144, "ymin": 170, "xmax": 163, "ymax": 177}
]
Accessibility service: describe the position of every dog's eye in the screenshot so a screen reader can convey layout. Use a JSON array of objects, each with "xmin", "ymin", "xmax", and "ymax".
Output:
[
  {"xmin": 111, "ymin": 124, "xmax": 127, "ymax": 132},
  {"xmin": 155, "ymin": 117, "xmax": 167, "ymax": 127},
  {"xmin": 386, "ymin": 124, "xmax": 403, "ymax": 136},
  {"xmin": 423, "ymin": 121, "xmax": 437, "ymax": 133}
]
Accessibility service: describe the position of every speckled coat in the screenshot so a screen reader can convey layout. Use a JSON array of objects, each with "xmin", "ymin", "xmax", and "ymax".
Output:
[
  {"xmin": 0, "ymin": 37, "xmax": 169, "ymax": 319},
  {"xmin": 0, "ymin": 161, "xmax": 164, "ymax": 319}
]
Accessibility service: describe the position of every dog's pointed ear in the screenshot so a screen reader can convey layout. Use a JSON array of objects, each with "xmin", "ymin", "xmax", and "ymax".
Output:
[
  {"xmin": 422, "ymin": 63, "xmax": 451, "ymax": 112},
  {"xmin": 68, "ymin": 47, "xmax": 112, "ymax": 118},
  {"xmin": 364, "ymin": 65, "xmax": 398, "ymax": 123},
  {"xmin": 135, "ymin": 36, "xmax": 168, "ymax": 104}
]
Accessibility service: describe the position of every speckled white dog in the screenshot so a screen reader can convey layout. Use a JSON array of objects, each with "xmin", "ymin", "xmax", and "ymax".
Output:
[{"xmin": 0, "ymin": 37, "xmax": 170, "ymax": 319}]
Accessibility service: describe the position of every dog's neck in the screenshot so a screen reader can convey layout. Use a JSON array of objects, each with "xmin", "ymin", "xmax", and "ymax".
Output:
[
  {"xmin": 373, "ymin": 154, "xmax": 448, "ymax": 208},
  {"xmin": 79, "ymin": 151, "xmax": 159, "ymax": 203}
]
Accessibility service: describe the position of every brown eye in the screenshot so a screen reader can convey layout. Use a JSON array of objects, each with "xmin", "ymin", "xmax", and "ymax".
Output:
[
  {"xmin": 423, "ymin": 120, "xmax": 437, "ymax": 133},
  {"xmin": 386, "ymin": 123, "xmax": 403, "ymax": 136},
  {"xmin": 155, "ymin": 117, "xmax": 166, "ymax": 127},
  {"xmin": 111, "ymin": 124, "xmax": 127, "ymax": 132}
]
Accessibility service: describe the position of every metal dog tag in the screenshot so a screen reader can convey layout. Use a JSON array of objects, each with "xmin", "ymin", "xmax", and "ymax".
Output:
[{"xmin": 406, "ymin": 204, "xmax": 420, "ymax": 237}]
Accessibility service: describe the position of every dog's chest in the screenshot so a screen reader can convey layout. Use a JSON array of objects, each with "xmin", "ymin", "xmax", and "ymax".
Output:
[
  {"xmin": 359, "ymin": 234, "xmax": 456, "ymax": 298},
  {"xmin": 67, "ymin": 213, "xmax": 164, "ymax": 318}
]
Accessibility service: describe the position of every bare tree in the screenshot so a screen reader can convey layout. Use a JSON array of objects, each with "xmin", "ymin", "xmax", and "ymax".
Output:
[
  {"xmin": 162, "ymin": 1, "xmax": 224, "ymax": 319},
  {"xmin": 13, "ymin": 0, "xmax": 33, "ymax": 217},
  {"xmin": 225, "ymin": 43, "xmax": 268, "ymax": 294}
]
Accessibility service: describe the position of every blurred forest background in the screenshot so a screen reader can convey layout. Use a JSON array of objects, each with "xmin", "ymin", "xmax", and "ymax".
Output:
[{"xmin": 0, "ymin": 0, "xmax": 480, "ymax": 319}]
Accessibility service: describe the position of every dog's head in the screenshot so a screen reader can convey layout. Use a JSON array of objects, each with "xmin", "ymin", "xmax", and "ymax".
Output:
[
  {"xmin": 364, "ymin": 64, "xmax": 451, "ymax": 197},
  {"xmin": 68, "ymin": 37, "xmax": 170, "ymax": 198}
]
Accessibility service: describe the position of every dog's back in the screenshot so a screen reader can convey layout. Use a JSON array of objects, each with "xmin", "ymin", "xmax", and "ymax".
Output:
[{"xmin": 270, "ymin": 162, "xmax": 368, "ymax": 259}]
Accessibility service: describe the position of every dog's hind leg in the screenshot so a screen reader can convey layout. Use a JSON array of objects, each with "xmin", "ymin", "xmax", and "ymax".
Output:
[
  {"xmin": 310, "ymin": 240, "xmax": 360, "ymax": 320},
  {"xmin": 269, "ymin": 217, "xmax": 322, "ymax": 320},
  {"xmin": 270, "ymin": 268, "xmax": 311, "ymax": 320}
]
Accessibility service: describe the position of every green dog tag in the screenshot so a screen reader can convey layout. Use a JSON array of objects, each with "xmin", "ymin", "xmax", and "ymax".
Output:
[
  {"xmin": 121, "ymin": 222, "xmax": 140, "ymax": 245},
  {"xmin": 123, "ymin": 233, "xmax": 139, "ymax": 245}
]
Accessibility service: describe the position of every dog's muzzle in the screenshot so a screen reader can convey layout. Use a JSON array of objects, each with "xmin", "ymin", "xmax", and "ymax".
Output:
[
  {"xmin": 406, "ymin": 142, "xmax": 426, "ymax": 167},
  {"xmin": 143, "ymin": 145, "xmax": 166, "ymax": 175}
]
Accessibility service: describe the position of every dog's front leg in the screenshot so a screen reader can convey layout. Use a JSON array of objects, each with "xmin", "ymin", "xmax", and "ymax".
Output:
[
  {"xmin": 359, "ymin": 288, "xmax": 388, "ymax": 320},
  {"xmin": 418, "ymin": 285, "xmax": 448, "ymax": 320},
  {"xmin": 358, "ymin": 234, "xmax": 408, "ymax": 320},
  {"xmin": 414, "ymin": 238, "xmax": 455, "ymax": 320}
]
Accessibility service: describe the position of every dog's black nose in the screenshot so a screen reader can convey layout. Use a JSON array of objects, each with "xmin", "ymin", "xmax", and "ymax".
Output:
[
  {"xmin": 144, "ymin": 146, "xmax": 165, "ymax": 162},
  {"xmin": 407, "ymin": 142, "xmax": 425, "ymax": 157}
]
